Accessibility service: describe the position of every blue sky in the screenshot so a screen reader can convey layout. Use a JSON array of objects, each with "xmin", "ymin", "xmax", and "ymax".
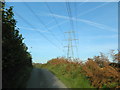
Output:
[{"xmin": 6, "ymin": 2, "xmax": 118, "ymax": 63}]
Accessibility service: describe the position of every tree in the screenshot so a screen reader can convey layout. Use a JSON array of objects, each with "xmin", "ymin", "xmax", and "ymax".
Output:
[
  {"xmin": 93, "ymin": 52, "xmax": 109, "ymax": 68},
  {"xmin": 2, "ymin": 3, "xmax": 32, "ymax": 88},
  {"xmin": 113, "ymin": 51, "xmax": 120, "ymax": 63}
]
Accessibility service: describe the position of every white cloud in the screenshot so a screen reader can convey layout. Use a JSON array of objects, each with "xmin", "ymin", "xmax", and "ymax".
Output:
[
  {"xmin": 48, "ymin": 20, "xmax": 67, "ymax": 30},
  {"xmin": 47, "ymin": 2, "xmax": 117, "ymax": 31},
  {"xmin": 45, "ymin": 20, "xmax": 55, "ymax": 26},
  {"xmin": 49, "ymin": 13, "xmax": 117, "ymax": 32},
  {"xmin": 77, "ymin": 2, "xmax": 110, "ymax": 17},
  {"xmin": 18, "ymin": 26, "xmax": 49, "ymax": 33}
]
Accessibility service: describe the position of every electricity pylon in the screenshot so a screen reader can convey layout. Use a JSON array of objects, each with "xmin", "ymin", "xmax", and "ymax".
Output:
[{"xmin": 64, "ymin": 30, "xmax": 78, "ymax": 61}]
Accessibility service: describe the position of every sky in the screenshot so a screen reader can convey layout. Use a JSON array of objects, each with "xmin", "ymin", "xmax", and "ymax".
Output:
[{"xmin": 6, "ymin": 1, "xmax": 118, "ymax": 63}]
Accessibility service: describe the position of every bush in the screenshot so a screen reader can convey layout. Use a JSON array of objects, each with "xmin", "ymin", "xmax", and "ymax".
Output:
[{"xmin": 82, "ymin": 59, "xmax": 120, "ymax": 88}]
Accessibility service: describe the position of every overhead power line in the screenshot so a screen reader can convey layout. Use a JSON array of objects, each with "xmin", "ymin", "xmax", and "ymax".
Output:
[
  {"xmin": 23, "ymin": 2, "xmax": 63, "ymax": 47},
  {"xmin": 74, "ymin": 2, "xmax": 79, "ymax": 58},
  {"xmin": 45, "ymin": 2, "xmax": 65, "ymax": 38},
  {"xmin": 65, "ymin": 1, "xmax": 79, "ymax": 59},
  {"xmin": 5, "ymin": 4, "xmax": 62, "ymax": 51},
  {"xmin": 44, "ymin": 2, "xmax": 67, "ymax": 56}
]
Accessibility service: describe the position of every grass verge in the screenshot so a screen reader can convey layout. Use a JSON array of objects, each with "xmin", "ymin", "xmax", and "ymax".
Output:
[{"xmin": 34, "ymin": 63, "xmax": 94, "ymax": 88}]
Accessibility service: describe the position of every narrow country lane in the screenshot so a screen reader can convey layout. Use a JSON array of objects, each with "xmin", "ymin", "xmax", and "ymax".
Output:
[{"xmin": 26, "ymin": 68, "xmax": 67, "ymax": 88}]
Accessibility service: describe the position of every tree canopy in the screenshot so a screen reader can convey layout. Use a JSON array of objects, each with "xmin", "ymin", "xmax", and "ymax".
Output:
[{"xmin": 2, "ymin": 3, "xmax": 32, "ymax": 88}]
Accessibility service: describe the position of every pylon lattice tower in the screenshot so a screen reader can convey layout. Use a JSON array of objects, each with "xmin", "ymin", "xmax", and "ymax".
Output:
[{"xmin": 64, "ymin": 30, "xmax": 78, "ymax": 61}]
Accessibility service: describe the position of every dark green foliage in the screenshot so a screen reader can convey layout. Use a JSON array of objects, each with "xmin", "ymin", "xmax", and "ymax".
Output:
[{"xmin": 2, "ymin": 3, "xmax": 32, "ymax": 88}]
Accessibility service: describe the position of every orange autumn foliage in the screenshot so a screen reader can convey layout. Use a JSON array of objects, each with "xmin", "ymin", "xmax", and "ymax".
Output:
[
  {"xmin": 82, "ymin": 59, "xmax": 120, "ymax": 88},
  {"xmin": 46, "ymin": 54, "xmax": 120, "ymax": 88}
]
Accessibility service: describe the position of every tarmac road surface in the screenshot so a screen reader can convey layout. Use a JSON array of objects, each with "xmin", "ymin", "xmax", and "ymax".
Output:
[{"xmin": 26, "ymin": 68, "xmax": 67, "ymax": 88}]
